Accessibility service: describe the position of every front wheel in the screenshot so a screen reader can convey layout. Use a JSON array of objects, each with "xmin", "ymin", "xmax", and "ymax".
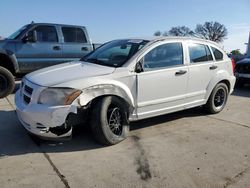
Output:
[
  {"xmin": 204, "ymin": 83, "xmax": 228, "ymax": 114},
  {"xmin": 0, "ymin": 67, "xmax": 15, "ymax": 98},
  {"xmin": 91, "ymin": 96, "xmax": 129, "ymax": 145}
]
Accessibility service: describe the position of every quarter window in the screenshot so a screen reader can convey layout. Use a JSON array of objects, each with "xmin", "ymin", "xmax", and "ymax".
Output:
[
  {"xmin": 189, "ymin": 44, "xmax": 213, "ymax": 63},
  {"xmin": 62, "ymin": 27, "xmax": 87, "ymax": 43},
  {"xmin": 32, "ymin": 26, "xmax": 58, "ymax": 42},
  {"xmin": 143, "ymin": 43, "xmax": 183, "ymax": 70},
  {"xmin": 211, "ymin": 47, "xmax": 223, "ymax": 61}
]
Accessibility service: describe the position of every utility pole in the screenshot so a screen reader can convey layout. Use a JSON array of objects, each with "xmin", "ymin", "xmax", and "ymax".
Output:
[{"xmin": 245, "ymin": 32, "xmax": 250, "ymax": 57}]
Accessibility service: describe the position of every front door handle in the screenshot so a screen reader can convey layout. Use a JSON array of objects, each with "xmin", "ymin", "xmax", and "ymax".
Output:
[
  {"xmin": 209, "ymin": 65, "xmax": 218, "ymax": 70},
  {"xmin": 175, "ymin": 70, "xmax": 187, "ymax": 76},
  {"xmin": 53, "ymin": 46, "xmax": 61, "ymax": 50}
]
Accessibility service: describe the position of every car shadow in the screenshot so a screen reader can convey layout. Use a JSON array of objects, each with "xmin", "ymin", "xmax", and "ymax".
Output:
[
  {"xmin": 0, "ymin": 107, "xmax": 206, "ymax": 157},
  {"xmin": 0, "ymin": 110, "xmax": 104, "ymax": 158},
  {"xmin": 130, "ymin": 107, "xmax": 206, "ymax": 131}
]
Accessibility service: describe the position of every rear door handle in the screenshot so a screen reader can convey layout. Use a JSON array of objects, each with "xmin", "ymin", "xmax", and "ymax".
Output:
[
  {"xmin": 81, "ymin": 47, "xmax": 89, "ymax": 51},
  {"xmin": 53, "ymin": 46, "xmax": 61, "ymax": 50},
  {"xmin": 175, "ymin": 70, "xmax": 187, "ymax": 75},
  {"xmin": 209, "ymin": 65, "xmax": 218, "ymax": 70}
]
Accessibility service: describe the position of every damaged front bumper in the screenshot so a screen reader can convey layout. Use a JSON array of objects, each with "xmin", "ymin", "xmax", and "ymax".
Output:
[{"xmin": 15, "ymin": 89, "xmax": 77, "ymax": 139}]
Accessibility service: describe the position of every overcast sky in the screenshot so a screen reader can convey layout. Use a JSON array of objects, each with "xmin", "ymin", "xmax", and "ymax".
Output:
[{"xmin": 0, "ymin": 0, "xmax": 249, "ymax": 53}]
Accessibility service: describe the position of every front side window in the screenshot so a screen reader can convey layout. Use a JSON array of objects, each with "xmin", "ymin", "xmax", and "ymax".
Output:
[
  {"xmin": 31, "ymin": 26, "xmax": 58, "ymax": 42},
  {"xmin": 211, "ymin": 47, "xmax": 223, "ymax": 61},
  {"xmin": 189, "ymin": 43, "xmax": 213, "ymax": 63},
  {"xmin": 143, "ymin": 43, "xmax": 183, "ymax": 70},
  {"xmin": 82, "ymin": 39, "xmax": 148, "ymax": 67},
  {"xmin": 62, "ymin": 27, "xmax": 87, "ymax": 43}
]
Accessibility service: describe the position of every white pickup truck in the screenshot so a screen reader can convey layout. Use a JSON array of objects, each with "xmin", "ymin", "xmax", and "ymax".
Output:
[{"xmin": 15, "ymin": 37, "xmax": 235, "ymax": 145}]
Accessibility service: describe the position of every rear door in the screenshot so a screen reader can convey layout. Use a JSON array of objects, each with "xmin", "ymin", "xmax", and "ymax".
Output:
[
  {"xmin": 61, "ymin": 27, "xmax": 93, "ymax": 61},
  {"xmin": 15, "ymin": 25, "xmax": 63, "ymax": 72},
  {"xmin": 185, "ymin": 42, "xmax": 217, "ymax": 105}
]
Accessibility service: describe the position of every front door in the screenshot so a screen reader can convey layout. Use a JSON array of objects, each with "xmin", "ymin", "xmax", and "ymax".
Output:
[
  {"xmin": 136, "ymin": 42, "xmax": 188, "ymax": 119},
  {"xmin": 15, "ymin": 25, "xmax": 62, "ymax": 72}
]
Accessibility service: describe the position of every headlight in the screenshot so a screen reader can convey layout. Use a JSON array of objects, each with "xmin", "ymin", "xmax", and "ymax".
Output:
[{"xmin": 38, "ymin": 88, "xmax": 82, "ymax": 106}]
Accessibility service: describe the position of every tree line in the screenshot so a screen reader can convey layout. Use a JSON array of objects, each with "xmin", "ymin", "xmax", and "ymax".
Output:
[{"xmin": 154, "ymin": 21, "xmax": 227, "ymax": 43}]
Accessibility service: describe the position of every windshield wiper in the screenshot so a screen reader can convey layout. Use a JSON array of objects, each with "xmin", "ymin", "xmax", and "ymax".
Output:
[{"xmin": 83, "ymin": 58, "xmax": 103, "ymax": 65}]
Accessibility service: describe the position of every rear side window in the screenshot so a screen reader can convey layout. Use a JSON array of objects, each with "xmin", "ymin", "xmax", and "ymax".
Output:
[
  {"xmin": 32, "ymin": 26, "xmax": 58, "ymax": 42},
  {"xmin": 143, "ymin": 42, "xmax": 183, "ymax": 70},
  {"xmin": 62, "ymin": 27, "xmax": 87, "ymax": 43},
  {"xmin": 189, "ymin": 43, "xmax": 213, "ymax": 63},
  {"xmin": 211, "ymin": 47, "xmax": 223, "ymax": 61}
]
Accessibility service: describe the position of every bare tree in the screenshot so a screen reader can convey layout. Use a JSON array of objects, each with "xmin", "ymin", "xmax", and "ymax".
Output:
[
  {"xmin": 154, "ymin": 31, "xmax": 162, "ymax": 36},
  {"xmin": 168, "ymin": 26, "xmax": 194, "ymax": 36},
  {"xmin": 195, "ymin": 21, "xmax": 228, "ymax": 42}
]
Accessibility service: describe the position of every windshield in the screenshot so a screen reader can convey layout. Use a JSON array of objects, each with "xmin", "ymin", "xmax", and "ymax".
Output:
[
  {"xmin": 81, "ymin": 39, "xmax": 149, "ymax": 67},
  {"xmin": 8, "ymin": 24, "xmax": 31, "ymax": 40}
]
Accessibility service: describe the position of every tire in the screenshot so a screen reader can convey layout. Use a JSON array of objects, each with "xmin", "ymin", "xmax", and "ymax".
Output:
[
  {"xmin": 204, "ymin": 83, "xmax": 229, "ymax": 114},
  {"xmin": 91, "ymin": 96, "xmax": 129, "ymax": 145},
  {"xmin": 0, "ymin": 67, "xmax": 15, "ymax": 98}
]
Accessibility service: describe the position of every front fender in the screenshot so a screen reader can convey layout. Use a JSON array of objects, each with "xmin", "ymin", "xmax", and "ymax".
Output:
[{"xmin": 77, "ymin": 83, "xmax": 135, "ymax": 112}]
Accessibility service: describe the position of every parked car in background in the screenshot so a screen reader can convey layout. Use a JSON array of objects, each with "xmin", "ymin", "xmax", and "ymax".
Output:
[
  {"xmin": 235, "ymin": 58, "xmax": 250, "ymax": 87},
  {"xmin": 0, "ymin": 22, "xmax": 97, "ymax": 98},
  {"xmin": 15, "ymin": 37, "xmax": 235, "ymax": 145}
]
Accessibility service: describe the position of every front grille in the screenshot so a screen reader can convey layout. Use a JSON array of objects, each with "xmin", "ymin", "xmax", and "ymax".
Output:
[
  {"xmin": 236, "ymin": 64, "xmax": 250, "ymax": 74},
  {"xmin": 23, "ymin": 95, "xmax": 31, "ymax": 104},
  {"xmin": 22, "ymin": 83, "xmax": 33, "ymax": 105},
  {"xmin": 24, "ymin": 85, "xmax": 33, "ymax": 95}
]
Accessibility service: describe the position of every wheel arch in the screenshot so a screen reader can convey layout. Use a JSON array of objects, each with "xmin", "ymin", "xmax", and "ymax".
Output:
[
  {"xmin": 205, "ymin": 75, "xmax": 231, "ymax": 101},
  {"xmin": 218, "ymin": 79, "xmax": 230, "ymax": 92},
  {"xmin": 89, "ymin": 94, "xmax": 132, "ymax": 114},
  {"xmin": 0, "ymin": 51, "xmax": 19, "ymax": 74},
  {"xmin": 76, "ymin": 84, "xmax": 135, "ymax": 115}
]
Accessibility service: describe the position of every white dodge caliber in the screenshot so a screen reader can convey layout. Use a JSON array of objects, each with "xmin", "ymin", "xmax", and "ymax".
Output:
[{"xmin": 15, "ymin": 37, "xmax": 236, "ymax": 145}]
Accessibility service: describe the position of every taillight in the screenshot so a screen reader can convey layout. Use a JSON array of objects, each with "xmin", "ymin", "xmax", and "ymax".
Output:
[{"xmin": 231, "ymin": 58, "xmax": 235, "ymax": 73}]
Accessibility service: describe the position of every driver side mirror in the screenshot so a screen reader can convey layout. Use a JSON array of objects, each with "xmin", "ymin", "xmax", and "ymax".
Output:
[
  {"xmin": 23, "ymin": 30, "xmax": 37, "ymax": 43},
  {"xmin": 135, "ymin": 58, "xmax": 144, "ymax": 73}
]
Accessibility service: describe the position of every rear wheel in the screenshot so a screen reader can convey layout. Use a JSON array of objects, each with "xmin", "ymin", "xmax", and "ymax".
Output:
[
  {"xmin": 204, "ymin": 83, "xmax": 228, "ymax": 114},
  {"xmin": 91, "ymin": 96, "xmax": 129, "ymax": 145},
  {"xmin": 0, "ymin": 67, "xmax": 15, "ymax": 98}
]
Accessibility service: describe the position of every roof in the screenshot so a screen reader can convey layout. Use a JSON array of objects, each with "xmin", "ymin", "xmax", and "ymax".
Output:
[
  {"xmin": 30, "ymin": 22, "xmax": 86, "ymax": 28},
  {"xmin": 119, "ymin": 36, "xmax": 220, "ymax": 46}
]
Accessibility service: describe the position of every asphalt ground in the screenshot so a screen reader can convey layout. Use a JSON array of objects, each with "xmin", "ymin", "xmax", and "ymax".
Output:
[{"xmin": 0, "ymin": 82, "xmax": 250, "ymax": 188}]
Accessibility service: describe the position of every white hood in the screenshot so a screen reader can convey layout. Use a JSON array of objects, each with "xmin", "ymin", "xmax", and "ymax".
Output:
[{"xmin": 26, "ymin": 61, "xmax": 115, "ymax": 87}]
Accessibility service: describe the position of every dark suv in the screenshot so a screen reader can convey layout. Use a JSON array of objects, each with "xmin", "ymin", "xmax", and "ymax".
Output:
[
  {"xmin": 235, "ymin": 58, "xmax": 250, "ymax": 87},
  {"xmin": 0, "ymin": 22, "xmax": 96, "ymax": 98}
]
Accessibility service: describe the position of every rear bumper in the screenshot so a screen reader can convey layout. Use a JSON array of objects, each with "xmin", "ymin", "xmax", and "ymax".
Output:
[{"xmin": 15, "ymin": 89, "xmax": 77, "ymax": 139}]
